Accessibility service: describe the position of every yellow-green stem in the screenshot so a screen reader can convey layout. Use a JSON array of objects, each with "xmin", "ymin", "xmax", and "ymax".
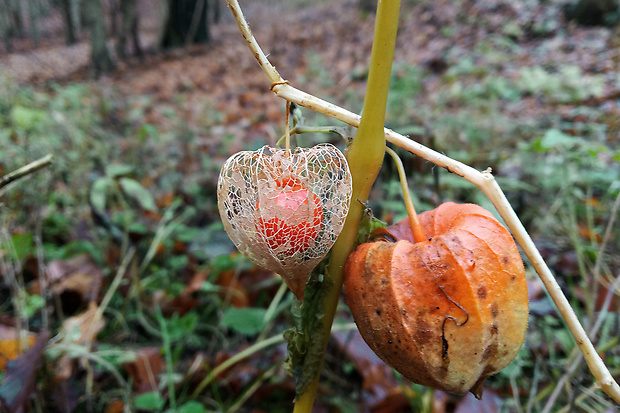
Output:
[{"xmin": 292, "ymin": 1, "xmax": 401, "ymax": 411}]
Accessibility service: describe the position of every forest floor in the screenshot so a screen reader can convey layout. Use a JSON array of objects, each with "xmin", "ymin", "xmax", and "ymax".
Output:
[{"xmin": 1, "ymin": 0, "xmax": 620, "ymax": 412}]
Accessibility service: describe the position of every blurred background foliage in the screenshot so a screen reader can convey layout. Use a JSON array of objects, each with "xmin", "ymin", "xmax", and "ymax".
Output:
[{"xmin": 1, "ymin": 0, "xmax": 620, "ymax": 411}]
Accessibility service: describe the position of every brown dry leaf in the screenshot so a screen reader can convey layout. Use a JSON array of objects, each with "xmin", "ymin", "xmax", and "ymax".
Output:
[
  {"xmin": 160, "ymin": 270, "xmax": 208, "ymax": 316},
  {"xmin": 47, "ymin": 254, "xmax": 103, "ymax": 312},
  {"xmin": 0, "ymin": 326, "xmax": 38, "ymax": 371},
  {"xmin": 578, "ymin": 223, "xmax": 603, "ymax": 243},
  {"xmin": 216, "ymin": 269, "xmax": 250, "ymax": 308},
  {"xmin": 370, "ymin": 387, "xmax": 411, "ymax": 413},
  {"xmin": 61, "ymin": 301, "xmax": 105, "ymax": 345},
  {"xmin": 332, "ymin": 328, "xmax": 398, "ymax": 408},
  {"xmin": 104, "ymin": 399, "xmax": 125, "ymax": 413},
  {"xmin": 56, "ymin": 301, "xmax": 105, "ymax": 380},
  {"xmin": 123, "ymin": 347, "xmax": 163, "ymax": 393},
  {"xmin": 595, "ymin": 280, "xmax": 620, "ymax": 312},
  {"xmin": 156, "ymin": 191, "xmax": 176, "ymax": 209},
  {"xmin": 0, "ymin": 331, "xmax": 50, "ymax": 413}
]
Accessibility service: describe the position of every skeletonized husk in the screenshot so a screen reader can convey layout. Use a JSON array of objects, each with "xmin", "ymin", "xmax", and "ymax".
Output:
[
  {"xmin": 344, "ymin": 202, "xmax": 529, "ymax": 397},
  {"xmin": 218, "ymin": 144, "xmax": 352, "ymax": 298}
]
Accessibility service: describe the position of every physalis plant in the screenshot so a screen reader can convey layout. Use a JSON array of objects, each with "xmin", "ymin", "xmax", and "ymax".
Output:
[{"xmin": 217, "ymin": 144, "xmax": 352, "ymax": 298}]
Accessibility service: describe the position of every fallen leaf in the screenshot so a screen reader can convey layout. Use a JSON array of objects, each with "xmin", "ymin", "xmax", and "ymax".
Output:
[
  {"xmin": 46, "ymin": 254, "xmax": 103, "ymax": 314},
  {"xmin": 332, "ymin": 327, "xmax": 398, "ymax": 407},
  {"xmin": 0, "ymin": 331, "xmax": 50, "ymax": 412},
  {"xmin": 160, "ymin": 270, "xmax": 208, "ymax": 316},
  {"xmin": 156, "ymin": 191, "xmax": 176, "ymax": 209},
  {"xmin": 61, "ymin": 301, "xmax": 104, "ymax": 345},
  {"xmin": 370, "ymin": 387, "xmax": 411, "ymax": 413},
  {"xmin": 123, "ymin": 347, "xmax": 163, "ymax": 393},
  {"xmin": 578, "ymin": 223, "xmax": 602, "ymax": 243},
  {"xmin": 104, "ymin": 399, "xmax": 124, "ymax": 413},
  {"xmin": 56, "ymin": 301, "xmax": 105, "ymax": 380},
  {"xmin": 0, "ymin": 326, "xmax": 38, "ymax": 371},
  {"xmin": 216, "ymin": 269, "xmax": 250, "ymax": 308}
]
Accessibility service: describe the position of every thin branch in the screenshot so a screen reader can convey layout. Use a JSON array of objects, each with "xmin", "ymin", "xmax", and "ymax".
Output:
[
  {"xmin": 225, "ymin": 0, "xmax": 620, "ymax": 404},
  {"xmin": 0, "ymin": 154, "xmax": 53, "ymax": 190}
]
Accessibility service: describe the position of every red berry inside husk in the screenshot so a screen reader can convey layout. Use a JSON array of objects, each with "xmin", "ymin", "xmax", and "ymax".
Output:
[{"xmin": 256, "ymin": 178, "xmax": 323, "ymax": 255}]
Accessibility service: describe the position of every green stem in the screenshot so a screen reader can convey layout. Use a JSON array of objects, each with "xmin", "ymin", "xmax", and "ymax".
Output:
[{"xmin": 292, "ymin": 1, "xmax": 401, "ymax": 411}]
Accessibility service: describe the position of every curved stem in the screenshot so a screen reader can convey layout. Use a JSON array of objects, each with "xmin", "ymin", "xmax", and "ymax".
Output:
[
  {"xmin": 385, "ymin": 146, "xmax": 426, "ymax": 243},
  {"xmin": 276, "ymin": 126, "xmax": 349, "ymax": 147}
]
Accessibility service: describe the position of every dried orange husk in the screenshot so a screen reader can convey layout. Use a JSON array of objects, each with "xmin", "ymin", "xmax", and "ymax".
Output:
[
  {"xmin": 217, "ymin": 144, "xmax": 352, "ymax": 298},
  {"xmin": 344, "ymin": 202, "xmax": 529, "ymax": 397}
]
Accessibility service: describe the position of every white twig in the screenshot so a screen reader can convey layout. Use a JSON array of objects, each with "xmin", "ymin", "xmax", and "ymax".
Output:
[
  {"xmin": 0, "ymin": 154, "xmax": 53, "ymax": 191},
  {"xmin": 225, "ymin": 0, "xmax": 620, "ymax": 404}
]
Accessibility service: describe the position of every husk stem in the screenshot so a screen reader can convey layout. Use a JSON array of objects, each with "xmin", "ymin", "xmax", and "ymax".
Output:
[
  {"xmin": 292, "ymin": 1, "xmax": 401, "ymax": 411},
  {"xmin": 385, "ymin": 145, "xmax": 426, "ymax": 243}
]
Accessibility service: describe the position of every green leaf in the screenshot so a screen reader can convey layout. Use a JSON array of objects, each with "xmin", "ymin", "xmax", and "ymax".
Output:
[
  {"xmin": 137, "ymin": 123, "xmax": 160, "ymax": 142},
  {"xmin": 90, "ymin": 177, "xmax": 113, "ymax": 212},
  {"xmin": 9, "ymin": 233, "xmax": 33, "ymax": 262},
  {"xmin": 355, "ymin": 204, "xmax": 386, "ymax": 246},
  {"xmin": 10, "ymin": 105, "xmax": 48, "ymax": 131},
  {"xmin": 201, "ymin": 281, "xmax": 223, "ymax": 293},
  {"xmin": 540, "ymin": 129, "xmax": 581, "ymax": 148},
  {"xmin": 119, "ymin": 178, "xmax": 157, "ymax": 211},
  {"xmin": 166, "ymin": 312, "xmax": 198, "ymax": 341},
  {"xmin": 176, "ymin": 401, "xmax": 207, "ymax": 413},
  {"xmin": 134, "ymin": 391, "xmax": 165, "ymax": 410},
  {"xmin": 23, "ymin": 293, "xmax": 44, "ymax": 318},
  {"xmin": 105, "ymin": 164, "xmax": 134, "ymax": 178},
  {"xmin": 221, "ymin": 307, "xmax": 267, "ymax": 336}
]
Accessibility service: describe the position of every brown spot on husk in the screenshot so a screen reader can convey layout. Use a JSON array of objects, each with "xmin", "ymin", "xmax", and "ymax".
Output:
[{"xmin": 491, "ymin": 302, "xmax": 499, "ymax": 318}]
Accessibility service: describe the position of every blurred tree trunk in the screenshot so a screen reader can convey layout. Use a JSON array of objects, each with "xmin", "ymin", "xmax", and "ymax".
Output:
[
  {"xmin": 9, "ymin": 0, "xmax": 25, "ymax": 37},
  {"xmin": 116, "ymin": 0, "xmax": 142, "ymax": 58},
  {"xmin": 564, "ymin": 0, "xmax": 619, "ymax": 26},
  {"xmin": 0, "ymin": 0, "xmax": 26, "ymax": 52},
  {"xmin": 359, "ymin": 0, "xmax": 376, "ymax": 13},
  {"xmin": 60, "ymin": 0, "xmax": 78, "ymax": 44},
  {"xmin": 0, "ymin": 0, "xmax": 12, "ymax": 51},
  {"xmin": 28, "ymin": 0, "xmax": 41, "ymax": 45},
  {"xmin": 610, "ymin": 18, "xmax": 620, "ymax": 70},
  {"xmin": 212, "ymin": 0, "xmax": 221, "ymax": 24},
  {"xmin": 84, "ymin": 0, "xmax": 115, "ymax": 76},
  {"xmin": 161, "ymin": 0, "xmax": 211, "ymax": 48}
]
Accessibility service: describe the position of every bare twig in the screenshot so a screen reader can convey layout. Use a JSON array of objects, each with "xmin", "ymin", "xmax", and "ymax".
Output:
[
  {"xmin": 0, "ymin": 154, "xmax": 53, "ymax": 191},
  {"xmin": 225, "ymin": 0, "xmax": 620, "ymax": 403}
]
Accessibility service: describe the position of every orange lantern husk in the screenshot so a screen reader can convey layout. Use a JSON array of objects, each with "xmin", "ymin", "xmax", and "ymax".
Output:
[{"xmin": 344, "ymin": 202, "xmax": 529, "ymax": 398}]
